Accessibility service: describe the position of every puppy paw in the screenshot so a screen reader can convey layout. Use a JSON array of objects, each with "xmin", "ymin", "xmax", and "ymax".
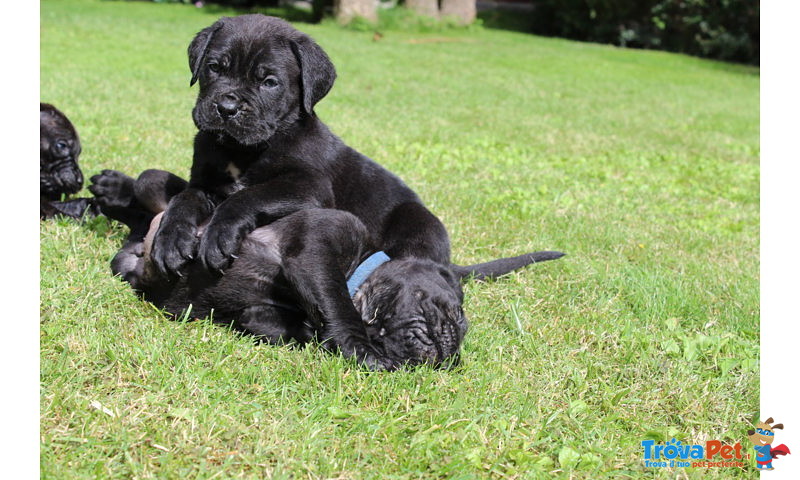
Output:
[
  {"xmin": 198, "ymin": 218, "xmax": 251, "ymax": 274},
  {"xmin": 341, "ymin": 342, "xmax": 394, "ymax": 371},
  {"xmin": 151, "ymin": 219, "xmax": 199, "ymax": 277},
  {"xmin": 89, "ymin": 170, "xmax": 136, "ymax": 208},
  {"xmin": 361, "ymin": 351, "xmax": 395, "ymax": 371}
]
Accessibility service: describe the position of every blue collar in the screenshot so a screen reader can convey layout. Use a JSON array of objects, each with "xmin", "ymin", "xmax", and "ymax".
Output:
[{"xmin": 347, "ymin": 251, "xmax": 391, "ymax": 297}]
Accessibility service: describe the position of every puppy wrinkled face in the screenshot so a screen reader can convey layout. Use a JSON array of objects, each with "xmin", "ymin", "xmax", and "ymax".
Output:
[
  {"xmin": 353, "ymin": 259, "xmax": 468, "ymax": 370},
  {"xmin": 188, "ymin": 15, "xmax": 335, "ymax": 146},
  {"xmin": 40, "ymin": 103, "xmax": 84, "ymax": 199}
]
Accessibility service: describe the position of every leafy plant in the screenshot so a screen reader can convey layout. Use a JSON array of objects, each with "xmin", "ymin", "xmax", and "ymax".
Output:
[{"xmin": 531, "ymin": 0, "xmax": 759, "ymax": 64}]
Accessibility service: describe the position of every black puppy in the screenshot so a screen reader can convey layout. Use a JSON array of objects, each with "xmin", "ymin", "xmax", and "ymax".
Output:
[
  {"xmin": 40, "ymin": 103, "xmax": 98, "ymax": 219},
  {"xmin": 93, "ymin": 169, "xmax": 563, "ymax": 370}
]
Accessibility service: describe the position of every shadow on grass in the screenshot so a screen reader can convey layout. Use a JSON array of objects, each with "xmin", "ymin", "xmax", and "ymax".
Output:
[
  {"xmin": 102, "ymin": 0, "xmax": 317, "ymax": 23},
  {"xmin": 198, "ymin": 3, "xmax": 317, "ymax": 23}
]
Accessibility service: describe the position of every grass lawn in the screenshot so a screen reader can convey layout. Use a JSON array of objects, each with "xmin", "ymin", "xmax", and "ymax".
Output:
[{"xmin": 40, "ymin": 0, "xmax": 759, "ymax": 477}]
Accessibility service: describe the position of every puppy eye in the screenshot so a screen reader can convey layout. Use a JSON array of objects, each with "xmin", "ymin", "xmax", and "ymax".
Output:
[
  {"xmin": 263, "ymin": 76, "xmax": 279, "ymax": 88},
  {"xmin": 55, "ymin": 140, "xmax": 68, "ymax": 150},
  {"xmin": 208, "ymin": 62, "xmax": 221, "ymax": 73}
]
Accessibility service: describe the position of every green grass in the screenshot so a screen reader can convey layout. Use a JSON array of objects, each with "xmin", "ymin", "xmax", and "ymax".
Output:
[{"xmin": 41, "ymin": 0, "xmax": 759, "ymax": 478}]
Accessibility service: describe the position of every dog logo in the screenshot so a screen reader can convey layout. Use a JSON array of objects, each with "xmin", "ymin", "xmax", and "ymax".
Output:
[{"xmin": 747, "ymin": 417, "xmax": 791, "ymax": 470}]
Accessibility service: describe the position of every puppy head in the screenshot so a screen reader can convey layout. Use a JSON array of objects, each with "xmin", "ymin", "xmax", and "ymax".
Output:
[
  {"xmin": 352, "ymin": 258, "xmax": 468, "ymax": 370},
  {"xmin": 188, "ymin": 15, "xmax": 336, "ymax": 146},
  {"xmin": 40, "ymin": 103, "xmax": 83, "ymax": 200}
]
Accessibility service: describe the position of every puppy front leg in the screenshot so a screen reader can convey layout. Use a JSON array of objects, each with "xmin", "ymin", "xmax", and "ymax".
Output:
[
  {"xmin": 199, "ymin": 175, "xmax": 334, "ymax": 274},
  {"xmin": 45, "ymin": 198, "xmax": 99, "ymax": 220},
  {"xmin": 282, "ymin": 256, "xmax": 391, "ymax": 371}
]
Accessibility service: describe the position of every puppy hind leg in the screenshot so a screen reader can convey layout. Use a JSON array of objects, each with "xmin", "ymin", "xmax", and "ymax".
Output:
[
  {"xmin": 115, "ymin": 213, "xmax": 179, "ymax": 299},
  {"xmin": 89, "ymin": 169, "xmax": 153, "ymax": 230},
  {"xmin": 134, "ymin": 169, "xmax": 189, "ymax": 214},
  {"xmin": 236, "ymin": 305, "xmax": 312, "ymax": 345},
  {"xmin": 90, "ymin": 169, "xmax": 188, "ymax": 232},
  {"xmin": 89, "ymin": 170, "xmax": 137, "ymax": 209},
  {"xmin": 111, "ymin": 240, "xmax": 146, "ymax": 291},
  {"xmin": 381, "ymin": 202, "xmax": 451, "ymax": 264}
]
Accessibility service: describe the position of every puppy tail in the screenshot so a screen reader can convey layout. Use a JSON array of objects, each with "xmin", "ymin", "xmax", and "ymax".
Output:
[{"xmin": 451, "ymin": 251, "xmax": 565, "ymax": 282}]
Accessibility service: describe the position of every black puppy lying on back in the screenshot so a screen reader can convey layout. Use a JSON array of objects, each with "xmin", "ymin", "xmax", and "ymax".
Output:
[
  {"xmin": 92, "ymin": 169, "xmax": 563, "ymax": 370},
  {"xmin": 150, "ymin": 15, "xmax": 472, "ymax": 364},
  {"xmin": 40, "ymin": 103, "xmax": 98, "ymax": 219}
]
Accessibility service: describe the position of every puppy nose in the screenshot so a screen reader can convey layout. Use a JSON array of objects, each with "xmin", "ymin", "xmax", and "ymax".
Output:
[
  {"xmin": 216, "ymin": 95, "xmax": 241, "ymax": 119},
  {"xmin": 57, "ymin": 165, "xmax": 83, "ymax": 193}
]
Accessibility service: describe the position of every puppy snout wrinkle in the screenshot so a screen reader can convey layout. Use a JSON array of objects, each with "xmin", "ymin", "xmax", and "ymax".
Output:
[{"xmin": 56, "ymin": 164, "xmax": 84, "ymax": 192}]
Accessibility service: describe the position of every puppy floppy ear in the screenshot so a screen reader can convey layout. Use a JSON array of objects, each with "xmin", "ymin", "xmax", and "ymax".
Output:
[
  {"xmin": 290, "ymin": 35, "xmax": 336, "ymax": 115},
  {"xmin": 188, "ymin": 21, "xmax": 224, "ymax": 87}
]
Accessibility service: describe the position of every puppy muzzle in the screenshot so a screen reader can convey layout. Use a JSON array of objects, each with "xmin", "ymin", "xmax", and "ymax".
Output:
[
  {"xmin": 51, "ymin": 161, "xmax": 84, "ymax": 195},
  {"xmin": 215, "ymin": 94, "xmax": 243, "ymax": 120}
]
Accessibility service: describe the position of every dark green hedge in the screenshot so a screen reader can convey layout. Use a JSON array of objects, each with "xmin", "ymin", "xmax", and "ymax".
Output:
[
  {"xmin": 531, "ymin": 0, "xmax": 759, "ymax": 65},
  {"xmin": 144, "ymin": 0, "xmax": 759, "ymax": 64}
]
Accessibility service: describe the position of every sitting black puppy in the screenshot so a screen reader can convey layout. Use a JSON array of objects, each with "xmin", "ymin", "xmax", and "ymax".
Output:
[
  {"xmin": 40, "ymin": 103, "xmax": 98, "ymax": 220},
  {"xmin": 92, "ymin": 169, "xmax": 564, "ymax": 370}
]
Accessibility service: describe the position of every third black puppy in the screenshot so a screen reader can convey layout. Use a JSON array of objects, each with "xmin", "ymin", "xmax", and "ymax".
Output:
[{"xmin": 40, "ymin": 103, "xmax": 98, "ymax": 219}]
